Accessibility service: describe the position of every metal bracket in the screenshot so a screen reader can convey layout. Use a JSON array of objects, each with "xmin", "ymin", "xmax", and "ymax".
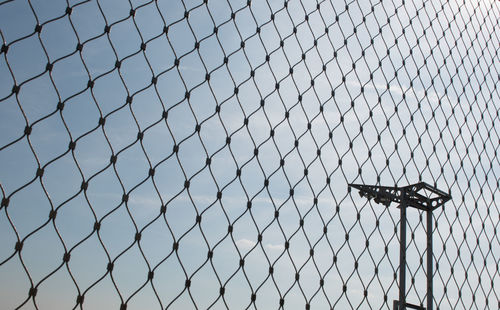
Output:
[{"xmin": 393, "ymin": 300, "xmax": 426, "ymax": 310}]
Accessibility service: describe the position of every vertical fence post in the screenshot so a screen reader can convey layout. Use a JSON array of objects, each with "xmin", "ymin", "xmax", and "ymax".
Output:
[
  {"xmin": 426, "ymin": 209, "xmax": 433, "ymax": 310},
  {"xmin": 399, "ymin": 189, "xmax": 407, "ymax": 310}
]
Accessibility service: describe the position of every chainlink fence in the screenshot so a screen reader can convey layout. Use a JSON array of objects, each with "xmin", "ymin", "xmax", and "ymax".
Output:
[{"xmin": 0, "ymin": 0, "xmax": 499, "ymax": 309}]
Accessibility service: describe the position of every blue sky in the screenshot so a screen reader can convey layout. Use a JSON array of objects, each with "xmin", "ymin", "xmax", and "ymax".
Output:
[{"xmin": 0, "ymin": 0, "xmax": 499, "ymax": 309}]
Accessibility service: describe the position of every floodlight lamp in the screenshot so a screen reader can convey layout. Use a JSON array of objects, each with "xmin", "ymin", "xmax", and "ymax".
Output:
[{"xmin": 374, "ymin": 195, "xmax": 390, "ymax": 206}]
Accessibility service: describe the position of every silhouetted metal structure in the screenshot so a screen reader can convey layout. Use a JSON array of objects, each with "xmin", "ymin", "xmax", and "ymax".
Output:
[{"xmin": 349, "ymin": 183, "xmax": 451, "ymax": 310}]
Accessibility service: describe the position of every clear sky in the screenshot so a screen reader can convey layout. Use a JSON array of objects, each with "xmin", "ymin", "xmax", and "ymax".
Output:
[{"xmin": 0, "ymin": 0, "xmax": 499, "ymax": 309}]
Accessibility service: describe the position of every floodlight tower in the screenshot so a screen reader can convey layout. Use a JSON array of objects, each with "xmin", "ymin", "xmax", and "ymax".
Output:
[{"xmin": 348, "ymin": 182, "xmax": 451, "ymax": 310}]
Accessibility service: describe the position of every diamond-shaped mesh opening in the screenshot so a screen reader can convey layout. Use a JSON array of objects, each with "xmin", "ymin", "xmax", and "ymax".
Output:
[{"xmin": 0, "ymin": 0, "xmax": 499, "ymax": 309}]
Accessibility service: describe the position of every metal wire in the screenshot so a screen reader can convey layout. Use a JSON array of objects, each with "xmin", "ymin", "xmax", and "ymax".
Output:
[{"xmin": 0, "ymin": 0, "xmax": 498, "ymax": 309}]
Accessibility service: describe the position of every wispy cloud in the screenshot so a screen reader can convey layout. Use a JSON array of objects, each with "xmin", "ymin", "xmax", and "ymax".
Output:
[
  {"xmin": 236, "ymin": 238, "xmax": 256, "ymax": 250},
  {"xmin": 265, "ymin": 243, "xmax": 284, "ymax": 251},
  {"xmin": 236, "ymin": 239, "xmax": 286, "ymax": 252}
]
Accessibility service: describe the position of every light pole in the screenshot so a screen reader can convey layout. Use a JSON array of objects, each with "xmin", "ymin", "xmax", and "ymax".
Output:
[{"xmin": 348, "ymin": 182, "xmax": 451, "ymax": 310}]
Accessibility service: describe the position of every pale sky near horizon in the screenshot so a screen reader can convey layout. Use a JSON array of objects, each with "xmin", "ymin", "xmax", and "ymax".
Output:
[{"xmin": 0, "ymin": 0, "xmax": 499, "ymax": 309}]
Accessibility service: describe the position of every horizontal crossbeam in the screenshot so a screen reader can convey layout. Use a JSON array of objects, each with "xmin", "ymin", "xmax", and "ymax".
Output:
[{"xmin": 393, "ymin": 300, "xmax": 426, "ymax": 310}]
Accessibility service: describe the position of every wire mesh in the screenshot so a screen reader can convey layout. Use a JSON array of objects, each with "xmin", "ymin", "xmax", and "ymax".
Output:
[{"xmin": 0, "ymin": 0, "xmax": 499, "ymax": 309}]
